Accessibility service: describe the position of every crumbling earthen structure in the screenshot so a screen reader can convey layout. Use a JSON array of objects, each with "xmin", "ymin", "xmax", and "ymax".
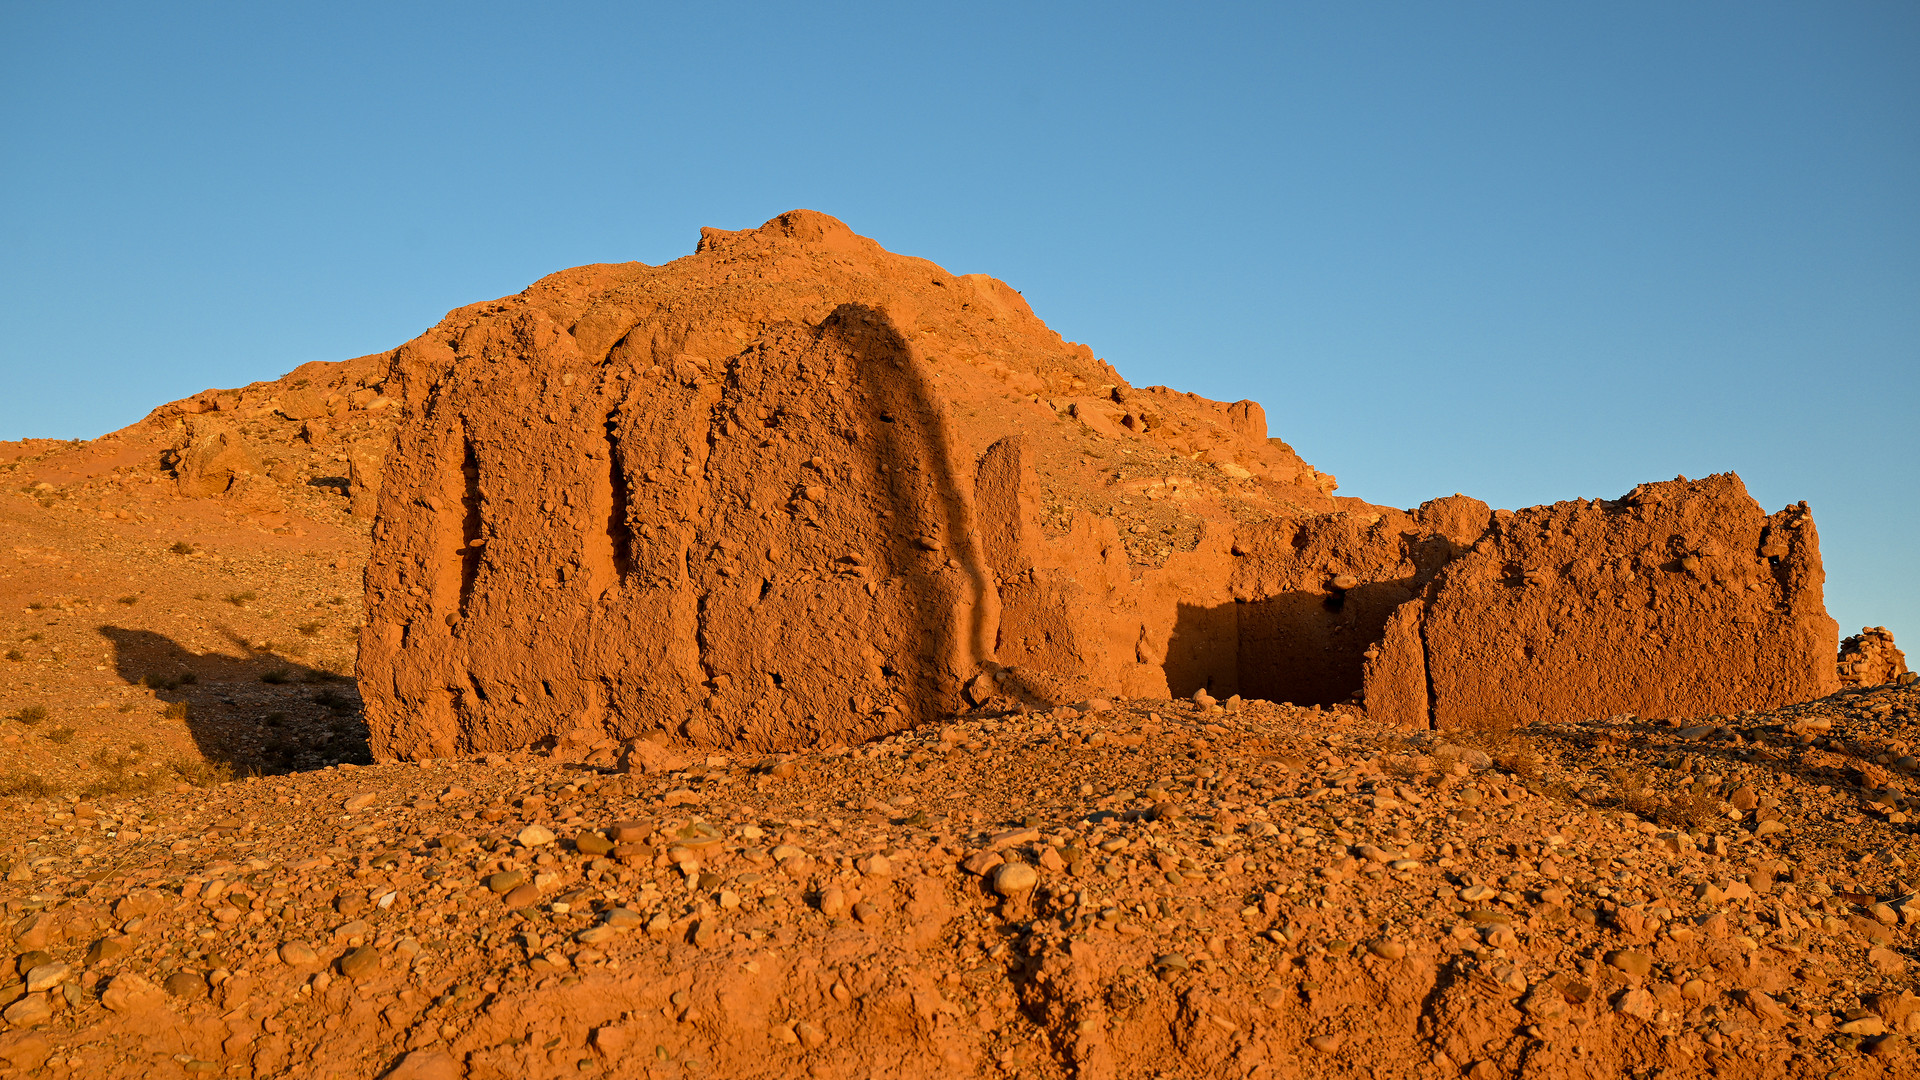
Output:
[
  {"xmin": 1839, "ymin": 627, "xmax": 1910, "ymax": 687},
  {"xmin": 358, "ymin": 211, "xmax": 1841, "ymax": 758},
  {"xmin": 1361, "ymin": 475, "xmax": 1838, "ymax": 728}
]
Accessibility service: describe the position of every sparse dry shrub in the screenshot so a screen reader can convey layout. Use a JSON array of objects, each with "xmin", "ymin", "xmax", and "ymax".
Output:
[
  {"xmin": 296, "ymin": 620, "xmax": 324, "ymax": 637},
  {"xmin": 162, "ymin": 701, "xmax": 191, "ymax": 721},
  {"xmin": 1653, "ymin": 792, "xmax": 1722, "ymax": 830},
  {"xmin": 260, "ymin": 669, "xmax": 291, "ymax": 685},
  {"xmin": 224, "ymin": 591, "xmax": 257, "ymax": 606},
  {"xmin": 45, "ymin": 727, "xmax": 74, "ymax": 745},
  {"xmin": 168, "ymin": 756, "xmax": 233, "ymax": 787},
  {"xmin": 1539, "ymin": 779, "xmax": 1580, "ymax": 804},
  {"xmin": 312, "ymin": 689, "xmax": 354, "ymax": 714},
  {"xmin": 169, "ymin": 541, "xmax": 196, "ymax": 555},
  {"xmin": 82, "ymin": 748, "xmax": 164, "ymax": 798},
  {"xmin": 0, "ymin": 769, "xmax": 60, "ymax": 796},
  {"xmin": 11, "ymin": 705, "xmax": 47, "ymax": 726}
]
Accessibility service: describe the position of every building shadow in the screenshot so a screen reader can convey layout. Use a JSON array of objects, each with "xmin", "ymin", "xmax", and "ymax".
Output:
[
  {"xmin": 97, "ymin": 625, "xmax": 370, "ymax": 774},
  {"xmin": 839, "ymin": 303, "xmax": 996, "ymax": 729}
]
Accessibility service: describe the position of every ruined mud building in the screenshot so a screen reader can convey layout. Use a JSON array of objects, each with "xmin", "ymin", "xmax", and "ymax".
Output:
[{"xmin": 356, "ymin": 212, "xmax": 1840, "ymax": 759}]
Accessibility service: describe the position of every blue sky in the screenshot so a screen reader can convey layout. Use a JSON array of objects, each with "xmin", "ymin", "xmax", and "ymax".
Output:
[{"xmin": 3, "ymin": 2, "xmax": 1914, "ymax": 647}]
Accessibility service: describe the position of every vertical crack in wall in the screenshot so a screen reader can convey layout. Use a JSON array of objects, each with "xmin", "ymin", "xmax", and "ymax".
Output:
[
  {"xmin": 458, "ymin": 439, "xmax": 482, "ymax": 615},
  {"xmin": 585, "ymin": 414, "xmax": 635, "ymax": 596}
]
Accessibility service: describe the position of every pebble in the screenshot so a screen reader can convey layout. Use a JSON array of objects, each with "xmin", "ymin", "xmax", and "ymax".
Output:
[
  {"xmin": 337, "ymin": 946, "xmax": 380, "ymax": 980},
  {"xmin": 342, "ymin": 793, "xmax": 377, "ymax": 812},
  {"xmin": 23, "ymin": 963, "xmax": 69, "ymax": 993},
  {"xmin": 1615, "ymin": 988, "xmax": 1655, "ymax": 1019},
  {"xmin": 84, "ymin": 937, "xmax": 129, "ymax": 966},
  {"xmin": 1367, "ymin": 940, "xmax": 1407, "ymax": 961},
  {"xmin": 279, "ymin": 941, "xmax": 320, "ymax": 966},
  {"xmin": 100, "ymin": 972, "xmax": 164, "ymax": 1014},
  {"xmin": 2, "ymin": 995, "xmax": 50, "ymax": 1027},
  {"xmin": 991, "ymin": 862, "xmax": 1038, "ymax": 897},
  {"xmin": 516, "ymin": 824, "xmax": 556, "ymax": 847},
  {"xmin": 164, "ymin": 972, "xmax": 208, "ymax": 999},
  {"xmin": 1605, "ymin": 949, "xmax": 1653, "ymax": 978}
]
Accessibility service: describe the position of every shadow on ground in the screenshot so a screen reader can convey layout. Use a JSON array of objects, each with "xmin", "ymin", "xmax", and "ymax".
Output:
[{"xmin": 97, "ymin": 624, "xmax": 370, "ymax": 775}]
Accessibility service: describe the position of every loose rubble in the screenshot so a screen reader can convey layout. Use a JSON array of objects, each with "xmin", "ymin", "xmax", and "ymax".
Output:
[{"xmin": 2, "ymin": 683, "xmax": 1918, "ymax": 1078}]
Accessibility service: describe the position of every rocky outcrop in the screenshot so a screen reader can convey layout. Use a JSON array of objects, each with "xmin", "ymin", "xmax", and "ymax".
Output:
[
  {"xmin": 171, "ymin": 424, "xmax": 263, "ymax": 498},
  {"xmin": 1363, "ymin": 475, "xmax": 1839, "ymax": 729},
  {"xmin": 1840, "ymin": 627, "xmax": 1910, "ymax": 687}
]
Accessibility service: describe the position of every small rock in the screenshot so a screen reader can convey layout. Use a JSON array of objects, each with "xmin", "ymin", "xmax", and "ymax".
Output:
[
  {"xmin": 1367, "ymin": 940, "xmax": 1407, "ymax": 961},
  {"xmin": 486, "ymin": 870, "xmax": 527, "ymax": 894},
  {"xmin": 852, "ymin": 901, "xmax": 880, "ymax": 925},
  {"xmin": 1308, "ymin": 1033, "xmax": 1345, "ymax": 1053},
  {"xmin": 22, "ymin": 963, "xmax": 69, "ymax": 993},
  {"xmin": 1, "ymin": 994, "xmax": 50, "ymax": 1027},
  {"xmin": 575, "ymin": 830, "xmax": 614, "ymax": 857},
  {"xmin": 164, "ymin": 971, "xmax": 209, "ymax": 999},
  {"xmin": 84, "ymin": 937, "xmax": 129, "ymax": 967},
  {"xmin": 1614, "ymin": 988, "xmax": 1655, "ymax": 1020},
  {"xmin": 384, "ymin": 1049, "xmax": 464, "ymax": 1080},
  {"xmin": 337, "ymin": 946, "xmax": 380, "ymax": 980},
  {"xmin": 100, "ymin": 972, "xmax": 165, "ymax": 1013},
  {"xmin": 992, "ymin": 862, "xmax": 1038, "ymax": 897},
  {"xmin": 1605, "ymin": 949, "xmax": 1653, "ymax": 978},
  {"xmin": 503, "ymin": 884, "xmax": 540, "ymax": 909},
  {"xmin": 1869, "ymin": 947, "xmax": 1907, "ymax": 975},
  {"xmin": 342, "ymin": 793, "xmax": 376, "ymax": 812},
  {"xmin": 517, "ymin": 824, "xmax": 556, "ymax": 847},
  {"xmin": 818, "ymin": 887, "xmax": 847, "ymax": 916},
  {"xmin": 618, "ymin": 738, "xmax": 691, "ymax": 774},
  {"xmin": 278, "ymin": 941, "xmax": 320, "ymax": 966}
]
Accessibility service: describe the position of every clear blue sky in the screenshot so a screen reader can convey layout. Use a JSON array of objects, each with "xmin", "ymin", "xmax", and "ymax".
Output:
[{"xmin": 3, "ymin": 3, "xmax": 1915, "ymax": 649}]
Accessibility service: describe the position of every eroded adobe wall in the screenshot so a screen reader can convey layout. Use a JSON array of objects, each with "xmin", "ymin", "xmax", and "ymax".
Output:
[
  {"xmin": 1839, "ymin": 627, "xmax": 1910, "ymax": 687},
  {"xmin": 361, "ymin": 304, "xmax": 996, "ymax": 758},
  {"xmin": 358, "ymin": 211, "xmax": 1849, "ymax": 756},
  {"xmin": 1368, "ymin": 474, "xmax": 1839, "ymax": 730}
]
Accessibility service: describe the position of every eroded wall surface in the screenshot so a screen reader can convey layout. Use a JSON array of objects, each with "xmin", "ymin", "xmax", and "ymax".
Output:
[
  {"xmin": 1364, "ymin": 475, "xmax": 1838, "ymax": 729},
  {"xmin": 359, "ymin": 212, "xmax": 1846, "ymax": 757}
]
